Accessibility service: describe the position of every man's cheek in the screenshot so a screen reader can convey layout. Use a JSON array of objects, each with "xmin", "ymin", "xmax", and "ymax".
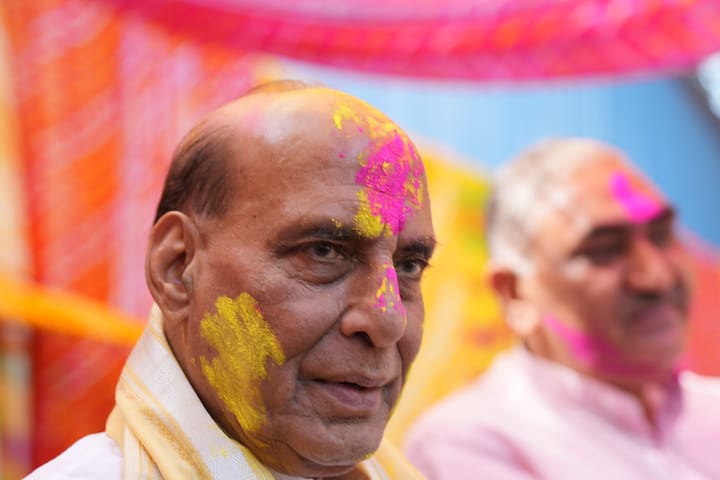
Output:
[
  {"xmin": 198, "ymin": 294, "xmax": 285, "ymax": 440},
  {"xmin": 562, "ymin": 258, "xmax": 591, "ymax": 281}
]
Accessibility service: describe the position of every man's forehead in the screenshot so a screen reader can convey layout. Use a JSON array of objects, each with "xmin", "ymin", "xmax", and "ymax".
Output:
[
  {"xmin": 566, "ymin": 160, "xmax": 668, "ymax": 217},
  {"xmin": 532, "ymin": 158, "xmax": 670, "ymax": 246}
]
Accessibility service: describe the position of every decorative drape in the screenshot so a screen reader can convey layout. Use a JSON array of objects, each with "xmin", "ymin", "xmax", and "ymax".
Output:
[
  {"xmin": 97, "ymin": 0, "xmax": 720, "ymax": 81},
  {"xmin": 1, "ymin": 0, "xmax": 276, "ymax": 466},
  {"xmin": 3, "ymin": 0, "xmax": 720, "ymax": 475},
  {"xmin": 0, "ymin": 11, "xmax": 32, "ymax": 477}
]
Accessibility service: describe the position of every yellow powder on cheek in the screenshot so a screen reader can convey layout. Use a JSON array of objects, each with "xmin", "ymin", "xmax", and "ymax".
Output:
[
  {"xmin": 353, "ymin": 189, "xmax": 385, "ymax": 238},
  {"xmin": 199, "ymin": 294, "xmax": 285, "ymax": 435}
]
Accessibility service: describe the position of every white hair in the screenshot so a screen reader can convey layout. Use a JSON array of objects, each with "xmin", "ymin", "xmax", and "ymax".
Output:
[{"xmin": 486, "ymin": 138, "xmax": 629, "ymax": 275}]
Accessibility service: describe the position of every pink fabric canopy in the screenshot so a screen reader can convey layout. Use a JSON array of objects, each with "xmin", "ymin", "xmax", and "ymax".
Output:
[{"xmin": 99, "ymin": 0, "xmax": 720, "ymax": 81}]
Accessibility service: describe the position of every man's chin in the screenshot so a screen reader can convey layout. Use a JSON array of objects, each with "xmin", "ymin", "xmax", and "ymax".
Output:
[
  {"xmin": 607, "ymin": 343, "xmax": 684, "ymax": 382},
  {"xmin": 256, "ymin": 424, "xmax": 384, "ymax": 478},
  {"xmin": 624, "ymin": 312, "xmax": 686, "ymax": 358}
]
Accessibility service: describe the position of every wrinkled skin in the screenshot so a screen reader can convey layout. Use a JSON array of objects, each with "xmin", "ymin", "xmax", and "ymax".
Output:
[{"xmin": 147, "ymin": 88, "xmax": 436, "ymax": 478}]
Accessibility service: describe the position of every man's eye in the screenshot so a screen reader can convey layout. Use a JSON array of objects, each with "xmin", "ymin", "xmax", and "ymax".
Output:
[
  {"xmin": 581, "ymin": 244, "xmax": 626, "ymax": 265},
  {"xmin": 394, "ymin": 258, "xmax": 428, "ymax": 280},
  {"xmin": 648, "ymin": 224, "xmax": 674, "ymax": 247},
  {"xmin": 306, "ymin": 242, "xmax": 344, "ymax": 261}
]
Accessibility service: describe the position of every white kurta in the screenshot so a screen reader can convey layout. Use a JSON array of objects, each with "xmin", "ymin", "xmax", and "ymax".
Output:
[
  {"xmin": 405, "ymin": 347, "xmax": 720, "ymax": 480},
  {"xmin": 25, "ymin": 433, "xmax": 122, "ymax": 479}
]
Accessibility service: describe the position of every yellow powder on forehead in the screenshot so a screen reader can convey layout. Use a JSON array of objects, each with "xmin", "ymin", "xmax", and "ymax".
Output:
[
  {"xmin": 199, "ymin": 294, "xmax": 285, "ymax": 436},
  {"xmin": 333, "ymin": 103, "xmax": 363, "ymax": 130},
  {"xmin": 366, "ymin": 115, "xmax": 400, "ymax": 142},
  {"xmin": 353, "ymin": 189, "xmax": 385, "ymax": 238}
]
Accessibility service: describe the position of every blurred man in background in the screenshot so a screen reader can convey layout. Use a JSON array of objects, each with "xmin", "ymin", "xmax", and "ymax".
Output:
[
  {"xmin": 26, "ymin": 81, "xmax": 435, "ymax": 479},
  {"xmin": 405, "ymin": 138, "xmax": 720, "ymax": 479}
]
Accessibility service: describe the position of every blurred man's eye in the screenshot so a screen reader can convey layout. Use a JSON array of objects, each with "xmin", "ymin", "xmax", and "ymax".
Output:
[
  {"xmin": 647, "ymin": 222, "xmax": 675, "ymax": 248},
  {"xmin": 578, "ymin": 241, "xmax": 628, "ymax": 265}
]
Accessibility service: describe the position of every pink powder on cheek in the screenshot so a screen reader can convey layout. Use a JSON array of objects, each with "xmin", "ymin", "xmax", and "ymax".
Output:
[
  {"xmin": 374, "ymin": 264, "xmax": 407, "ymax": 321},
  {"xmin": 609, "ymin": 172, "xmax": 663, "ymax": 223},
  {"xmin": 355, "ymin": 132, "xmax": 424, "ymax": 234},
  {"xmin": 542, "ymin": 314, "xmax": 657, "ymax": 377}
]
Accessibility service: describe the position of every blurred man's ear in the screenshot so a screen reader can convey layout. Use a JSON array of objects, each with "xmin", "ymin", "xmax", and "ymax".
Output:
[
  {"xmin": 489, "ymin": 266, "xmax": 517, "ymax": 303},
  {"xmin": 489, "ymin": 265, "xmax": 541, "ymax": 337},
  {"xmin": 145, "ymin": 211, "xmax": 200, "ymax": 324}
]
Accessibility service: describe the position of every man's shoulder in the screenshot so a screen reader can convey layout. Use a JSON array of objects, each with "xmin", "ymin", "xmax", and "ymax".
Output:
[
  {"xmin": 24, "ymin": 433, "xmax": 122, "ymax": 480},
  {"xmin": 679, "ymin": 370, "xmax": 720, "ymax": 416},
  {"xmin": 405, "ymin": 356, "xmax": 534, "ymax": 444},
  {"xmin": 681, "ymin": 370, "xmax": 720, "ymax": 396}
]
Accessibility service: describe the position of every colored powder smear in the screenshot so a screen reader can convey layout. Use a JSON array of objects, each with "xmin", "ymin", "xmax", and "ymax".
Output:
[
  {"xmin": 354, "ymin": 132, "xmax": 424, "ymax": 236},
  {"xmin": 331, "ymin": 102, "xmax": 425, "ymax": 237},
  {"xmin": 374, "ymin": 264, "xmax": 407, "ymax": 322},
  {"xmin": 333, "ymin": 103, "xmax": 363, "ymax": 131},
  {"xmin": 543, "ymin": 314, "xmax": 657, "ymax": 377},
  {"xmin": 354, "ymin": 190, "xmax": 386, "ymax": 238},
  {"xmin": 609, "ymin": 172, "xmax": 663, "ymax": 223},
  {"xmin": 199, "ymin": 294, "xmax": 285, "ymax": 435}
]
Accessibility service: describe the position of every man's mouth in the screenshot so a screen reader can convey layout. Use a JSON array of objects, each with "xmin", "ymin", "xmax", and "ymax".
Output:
[
  {"xmin": 625, "ymin": 302, "xmax": 685, "ymax": 334},
  {"xmin": 309, "ymin": 375, "xmax": 392, "ymax": 415}
]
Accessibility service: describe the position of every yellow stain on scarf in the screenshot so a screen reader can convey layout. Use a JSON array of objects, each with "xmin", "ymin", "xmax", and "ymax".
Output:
[
  {"xmin": 199, "ymin": 294, "xmax": 285, "ymax": 434},
  {"xmin": 354, "ymin": 189, "xmax": 385, "ymax": 238}
]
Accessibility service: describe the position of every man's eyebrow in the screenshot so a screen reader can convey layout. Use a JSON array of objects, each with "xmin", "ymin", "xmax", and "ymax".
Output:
[
  {"xmin": 294, "ymin": 224, "xmax": 366, "ymax": 241},
  {"xmin": 583, "ymin": 207, "xmax": 676, "ymax": 239},
  {"xmin": 647, "ymin": 207, "xmax": 676, "ymax": 225},
  {"xmin": 398, "ymin": 238, "xmax": 437, "ymax": 259}
]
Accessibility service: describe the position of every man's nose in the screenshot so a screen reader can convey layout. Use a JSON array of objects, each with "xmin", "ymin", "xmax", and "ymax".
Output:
[
  {"xmin": 625, "ymin": 237, "xmax": 676, "ymax": 293},
  {"xmin": 339, "ymin": 264, "xmax": 407, "ymax": 348}
]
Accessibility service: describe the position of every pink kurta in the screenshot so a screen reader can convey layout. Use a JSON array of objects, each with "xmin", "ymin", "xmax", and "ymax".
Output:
[{"xmin": 405, "ymin": 348, "xmax": 720, "ymax": 480}]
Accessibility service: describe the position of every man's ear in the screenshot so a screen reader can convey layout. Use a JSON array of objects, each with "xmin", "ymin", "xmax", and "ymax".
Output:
[
  {"xmin": 146, "ymin": 211, "xmax": 200, "ymax": 321},
  {"xmin": 488, "ymin": 265, "xmax": 541, "ymax": 337},
  {"xmin": 488, "ymin": 266, "xmax": 518, "ymax": 304}
]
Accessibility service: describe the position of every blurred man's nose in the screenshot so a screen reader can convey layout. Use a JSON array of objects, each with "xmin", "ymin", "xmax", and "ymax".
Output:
[
  {"xmin": 339, "ymin": 263, "xmax": 407, "ymax": 348},
  {"xmin": 625, "ymin": 236, "xmax": 676, "ymax": 294}
]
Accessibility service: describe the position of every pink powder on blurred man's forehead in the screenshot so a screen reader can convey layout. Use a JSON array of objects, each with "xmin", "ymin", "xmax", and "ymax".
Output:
[{"xmin": 609, "ymin": 172, "xmax": 663, "ymax": 223}]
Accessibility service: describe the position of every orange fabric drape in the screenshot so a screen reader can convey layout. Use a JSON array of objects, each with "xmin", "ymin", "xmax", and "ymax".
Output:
[{"xmin": 2, "ymin": 0, "xmax": 275, "ymax": 465}]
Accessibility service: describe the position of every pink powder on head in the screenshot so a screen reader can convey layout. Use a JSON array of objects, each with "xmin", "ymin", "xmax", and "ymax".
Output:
[
  {"xmin": 355, "ymin": 132, "xmax": 424, "ymax": 234},
  {"xmin": 542, "ymin": 314, "xmax": 658, "ymax": 378},
  {"xmin": 374, "ymin": 264, "xmax": 406, "ymax": 320},
  {"xmin": 610, "ymin": 172, "xmax": 663, "ymax": 223}
]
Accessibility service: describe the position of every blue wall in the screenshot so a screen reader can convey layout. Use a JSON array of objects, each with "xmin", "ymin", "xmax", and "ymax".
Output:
[{"xmin": 285, "ymin": 62, "xmax": 720, "ymax": 246}]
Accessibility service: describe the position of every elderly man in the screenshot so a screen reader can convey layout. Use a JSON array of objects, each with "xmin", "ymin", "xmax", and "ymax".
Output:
[
  {"xmin": 27, "ymin": 81, "xmax": 436, "ymax": 479},
  {"xmin": 405, "ymin": 138, "xmax": 720, "ymax": 479}
]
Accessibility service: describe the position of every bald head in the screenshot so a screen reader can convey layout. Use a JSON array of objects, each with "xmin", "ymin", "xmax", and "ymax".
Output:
[
  {"xmin": 153, "ymin": 80, "xmax": 408, "ymax": 225},
  {"xmin": 154, "ymin": 80, "xmax": 317, "ymax": 223},
  {"xmin": 487, "ymin": 138, "xmax": 637, "ymax": 274}
]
